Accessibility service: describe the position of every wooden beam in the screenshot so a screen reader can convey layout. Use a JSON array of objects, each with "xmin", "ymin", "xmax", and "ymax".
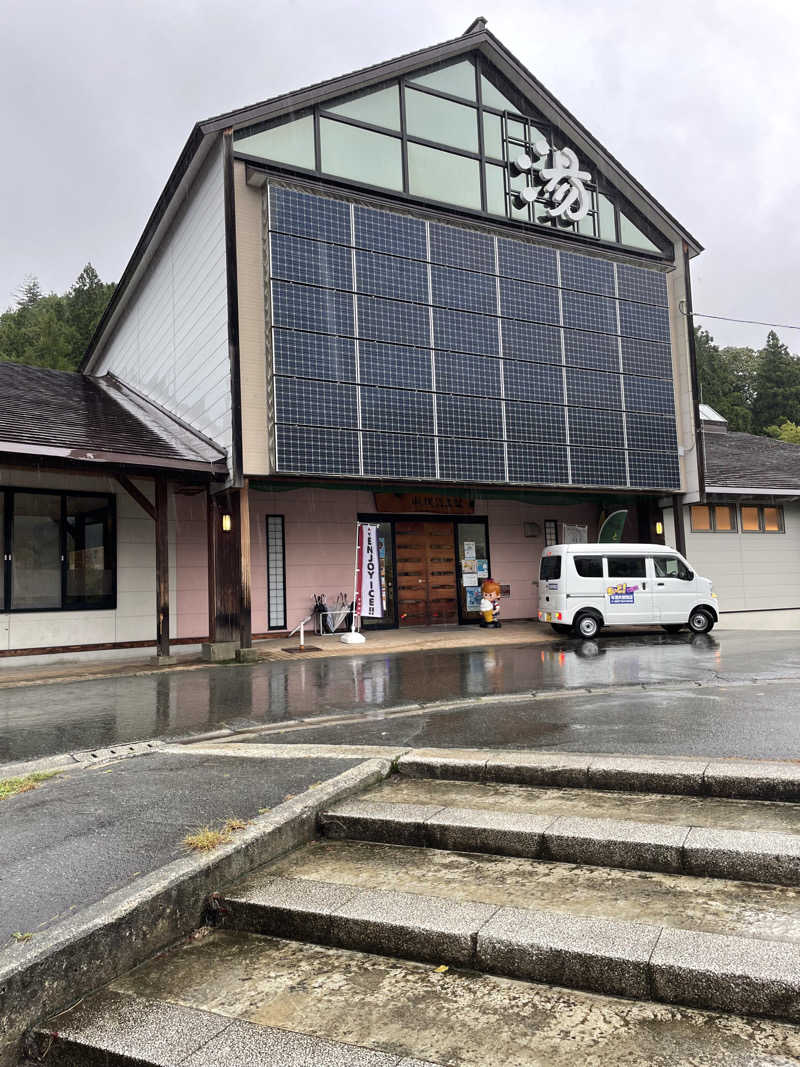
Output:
[
  {"xmin": 155, "ymin": 476, "xmax": 170, "ymax": 658},
  {"xmin": 207, "ymin": 489, "xmax": 219, "ymax": 644},
  {"xmin": 115, "ymin": 473, "xmax": 156, "ymax": 520},
  {"xmin": 239, "ymin": 481, "xmax": 252, "ymax": 649}
]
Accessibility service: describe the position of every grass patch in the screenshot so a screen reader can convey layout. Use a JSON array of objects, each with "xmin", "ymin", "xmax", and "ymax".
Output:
[
  {"xmin": 0, "ymin": 771, "xmax": 59, "ymax": 800},
  {"xmin": 182, "ymin": 816, "xmax": 251, "ymax": 853}
]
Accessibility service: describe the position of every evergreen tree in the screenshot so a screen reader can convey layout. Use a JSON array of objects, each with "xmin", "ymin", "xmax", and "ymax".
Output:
[
  {"xmin": 0, "ymin": 264, "xmax": 114, "ymax": 371},
  {"xmin": 694, "ymin": 325, "xmax": 758, "ymax": 432},
  {"xmin": 751, "ymin": 331, "xmax": 800, "ymax": 433}
]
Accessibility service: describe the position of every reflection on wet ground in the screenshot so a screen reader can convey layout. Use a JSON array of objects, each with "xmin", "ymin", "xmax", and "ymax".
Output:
[{"xmin": 2, "ymin": 629, "xmax": 800, "ymax": 764}]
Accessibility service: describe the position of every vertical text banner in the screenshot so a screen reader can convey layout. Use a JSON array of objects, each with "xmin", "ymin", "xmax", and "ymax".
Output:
[{"xmin": 359, "ymin": 523, "xmax": 384, "ymax": 619}]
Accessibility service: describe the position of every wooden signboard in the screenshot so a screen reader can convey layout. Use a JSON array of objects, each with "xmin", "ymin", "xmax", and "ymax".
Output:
[{"xmin": 374, "ymin": 492, "xmax": 474, "ymax": 515}]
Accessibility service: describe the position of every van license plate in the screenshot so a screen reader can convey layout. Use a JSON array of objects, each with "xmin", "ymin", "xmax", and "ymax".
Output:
[{"xmin": 545, "ymin": 612, "xmax": 552, "ymax": 622}]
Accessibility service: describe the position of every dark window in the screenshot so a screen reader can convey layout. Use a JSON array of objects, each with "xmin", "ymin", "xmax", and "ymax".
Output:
[
  {"xmin": 4, "ymin": 489, "xmax": 116, "ymax": 612},
  {"xmin": 574, "ymin": 556, "xmax": 603, "ymax": 578},
  {"xmin": 540, "ymin": 555, "xmax": 561, "ymax": 580},
  {"xmin": 607, "ymin": 555, "xmax": 646, "ymax": 579},
  {"xmin": 653, "ymin": 556, "xmax": 692, "ymax": 580},
  {"xmin": 266, "ymin": 516, "xmax": 286, "ymax": 630}
]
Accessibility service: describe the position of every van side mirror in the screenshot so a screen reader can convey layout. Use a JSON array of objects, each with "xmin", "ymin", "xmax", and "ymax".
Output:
[{"xmin": 681, "ymin": 569, "xmax": 693, "ymax": 581}]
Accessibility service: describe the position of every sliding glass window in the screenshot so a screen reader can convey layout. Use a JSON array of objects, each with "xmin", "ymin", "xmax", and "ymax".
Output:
[{"xmin": 2, "ymin": 489, "xmax": 116, "ymax": 612}]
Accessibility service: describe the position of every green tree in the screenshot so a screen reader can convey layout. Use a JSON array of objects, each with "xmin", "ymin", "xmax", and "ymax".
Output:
[
  {"xmin": 765, "ymin": 420, "xmax": 800, "ymax": 444},
  {"xmin": 694, "ymin": 325, "xmax": 758, "ymax": 432},
  {"xmin": 751, "ymin": 331, "xmax": 800, "ymax": 433},
  {"xmin": 0, "ymin": 264, "xmax": 114, "ymax": 371}
]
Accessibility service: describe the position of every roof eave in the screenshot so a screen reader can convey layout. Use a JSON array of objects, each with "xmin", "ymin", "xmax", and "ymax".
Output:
[{"xmin": 0, "ymin": 440, "xmax": 228, "ymax": 476}]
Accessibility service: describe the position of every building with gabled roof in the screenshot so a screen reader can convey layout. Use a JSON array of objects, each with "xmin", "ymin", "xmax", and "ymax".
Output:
[{"xmin": 1, "ymin": 19, "xmax": 710, "ymax": 659}]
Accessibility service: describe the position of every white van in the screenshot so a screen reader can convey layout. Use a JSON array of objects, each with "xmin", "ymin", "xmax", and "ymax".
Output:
[{"xmin": 538, "ymin": 543, "xmax": 719, "ymax": 638}]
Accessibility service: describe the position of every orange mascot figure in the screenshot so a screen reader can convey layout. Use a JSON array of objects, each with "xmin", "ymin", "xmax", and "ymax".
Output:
[{"xmin": 479, "ymin": 578, "xmax": 502, "ymax": 628}]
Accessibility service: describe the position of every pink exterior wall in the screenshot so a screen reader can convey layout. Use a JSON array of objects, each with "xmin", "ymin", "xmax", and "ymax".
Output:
[
  {"xmin": 248, "ymin": 487, "xmax": 601, "ymax": 629},
  {"xmin": 174, "ymin": 491, "xmax": 209, "ymax": 639},
  {"xmin": 478, "ymin": 497, "xmax": 599, "ymax": 620}
]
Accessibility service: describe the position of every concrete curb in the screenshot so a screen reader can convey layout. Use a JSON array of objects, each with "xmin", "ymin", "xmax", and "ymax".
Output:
[
  {"xmin": 320, "ymin": 799, "xmax": 800, "ymax": 886},
  {"xmin": 219, "ymin": 876, "xmax": 800, "ymax": 1022},
  {"xmin": 395, "ymin": 748, "xmax": 800, "ymax": 801},
  {"xmin": 0, "ymin": 758, "xmax": 392, "ymax": 1067}
]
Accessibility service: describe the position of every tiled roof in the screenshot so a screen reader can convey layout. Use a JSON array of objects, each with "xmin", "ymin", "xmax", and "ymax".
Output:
[
  {"xmin": 0, "ymin": 363, "xmax": 227, "ymax": 474},
  {"xmin": 704, "ymin": 429, "xmax": 800, "ymax": 491}
]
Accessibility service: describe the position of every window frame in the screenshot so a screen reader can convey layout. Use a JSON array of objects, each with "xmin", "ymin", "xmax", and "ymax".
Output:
[
  {"xmin": 265, "ymin": 514, "xmax": 287, "ymax": 630},
  {"xmin": 740, "ymin": 503, "xmax": 785, "ymax": 535},
  {"xmin": 234, "ymin": 53, "xmax": 669, "ymax": 256},
  {"xmin": 2, "ymin": 487, "xmax": 117, "ymax": 613},
  {"xmin": 689, "ymin": 504, "xmax": 738, "ymax": 533}
]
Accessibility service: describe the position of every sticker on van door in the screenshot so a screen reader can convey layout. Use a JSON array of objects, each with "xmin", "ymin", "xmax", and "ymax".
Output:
[
  {"xmin": 547, "ymin": 582, "xmax": 559, "ymax": 591},
  {"xmin": 607, "ymin": 583, "xmax": 639, "ymax": 604}
]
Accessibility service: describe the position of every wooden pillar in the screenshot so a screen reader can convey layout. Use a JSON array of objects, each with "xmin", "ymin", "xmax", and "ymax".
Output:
[
  {"xmin": 239, "ymin": 481, "xmax": 252, "ymax": 649},
  {"xmin": 206, "ymin": 488, "xmax": 245, "ymax": 646},
  {"xmin": 672, "ymin": 494, "xmax": 687, "ymax": 557},
  {"xmin": 155, "ymin": 476, "xmax": 170, "ymax": 658}
]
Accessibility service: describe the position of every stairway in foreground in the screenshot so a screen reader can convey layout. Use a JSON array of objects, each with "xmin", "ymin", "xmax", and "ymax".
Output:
[{"xmin": 28, "ymin": 750, "xmax": 800, "ymax": 1065}]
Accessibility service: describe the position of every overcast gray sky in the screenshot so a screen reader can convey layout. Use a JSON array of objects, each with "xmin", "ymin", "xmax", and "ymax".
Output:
[{"xmin": 1, "ymin": 0, "xmax": 798, "ymax": 351}]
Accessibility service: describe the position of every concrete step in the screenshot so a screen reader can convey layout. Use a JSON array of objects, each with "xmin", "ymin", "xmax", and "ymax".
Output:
[
  {"xmin": 320, "ymin": 797, "xmax": 800, "ymax": 886},
  {"xmin": 219, "ymin": 872, "xmax": 800, "ymax": 1020},
  {"xmin": 394, "ymin": 749, "xmax": 800, "ymax": 801},
  {"xmin": 31, "ymin": 931, "xmax": 800, "ymax": 1066},
  {"xmin": 264, "ymin": 838, "xmax": 800, "ymax": 946}
]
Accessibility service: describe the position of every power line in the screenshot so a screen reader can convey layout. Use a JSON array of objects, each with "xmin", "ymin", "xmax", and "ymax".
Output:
[{"xmin": 678, "ymin": 301, "xmax": 800, "ymax": 332}]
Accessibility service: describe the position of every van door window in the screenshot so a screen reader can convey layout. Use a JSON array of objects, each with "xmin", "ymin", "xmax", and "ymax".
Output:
[
  {"xmin": 539, "ymin": 556, "xmax": 561, "ymax": 580},
  {"xmin": 607, "ymin": 556, "xmax": 646, "ymax": 578},
  {"xmin": 653, "ymin": 556, "xmax": 692, "ymax": 580},
  {"xmin": 574, "ymin": 556, "xmax": 603, "ymax": 578}
]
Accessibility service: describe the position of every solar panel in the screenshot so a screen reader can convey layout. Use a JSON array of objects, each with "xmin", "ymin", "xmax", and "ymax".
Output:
[
  {"xmin": 362, "ymin": 431, "xmax": 436, "ymax": 478},
  {"xmin": 269, "ymin": 185, "xmax": 351, "ymax": 245},
  {"xmin": 619, "ymin": 300, "xmax": 671, "ymax": 343},
  {"xmin": 497, "ymin": 237, "xmax": 558, "ymax": 285},
  {"xmin": 432, "ymin": 307, "xmax": 499, "ymax": 355},
  {"xmin": 628, "ymin": 449, "xmax": 680, "ymax": 488},
  {"xmin": 360, "ymin": 386, "xmax": 434, "ymax": 434},
  {"xmin": 430, "ymin": 222, "xmax": 495, "ymax": 273},
  {"xmin": 620, "ymin": 336, "xmax": 673, "ymax": 379},
  {"xmin": 435, "ymin": 351, "xmax": 502, "ymax": 397},
  {"xmin": 563, "ymin": 329, "xmax": 619, "ymax": 373},
  {"xmin": 505, "ymin": 401, "xmax": 567, "ymax": 442},
  {"xmin": 267, "ymin": 183, "xmax": 679, "ymax": 490},
  {"xmin": 499, "ymin": 277, "xmax": 560, "ymax": 325},
  {"xmin": 617, "ymin": 263, "xmax": 669, "ymax": 307},
  {"xmin": 507, "ymin": 443, "xmax": 569, "ymax": 483},
  {"xmin": 503, "ymin": 359, "xmax": 564, "ymax": 404},
  {"xmin": 565, "ymin": 367, "xmax": 622, "ymax": 409},
  {"xmin": 272, "ymin": 281, "xmax": 354, "ymax": 336},
  {"xmin": 431, "ymin": 265, "xmax": 497, "ymax": 315},
  {"xmin": 501, "ymin": 319, "xmax": 562, "ymax": 364},
  {"xmin": 568, "ymin": 407, "xmax": 625, "ymax": 449},
  {"xmin": 561, "ymin": 289, "xmax": 617, "ymax": 334},
  {"xmin": 354, "ymin": 204, "xmax": 427, "ymax": 258},
  {"xmin": 359, "ymin": 341, "xmax": 432, "ymax": 389},
  {"xmin": 355, "ymin": 249, "xmax": 428, "ymax": 303},
  {"xmin": 270, "ymin": 232, "xmax": 353, "ymax": 290},
  {"xmin": 560, "ymin": 251, "xmax": 615, "ymax": 296},
  {"xmin": 570, "ymin": 446, "xmax": 627, "ymax": 486},
  {"xmin": 357, "ymin": 294, "xmax": 430, "ymax": 347},
  {"xmin": 276, "ymin": 425, "xmax": 360, "ymax": 474},
  {"xmin": 438, "ymin": 437, "xmax": 505, "ymax": 481},
  {"xmin": 272, "ymin": 329, "xmax": 357, "ymax": 382}
]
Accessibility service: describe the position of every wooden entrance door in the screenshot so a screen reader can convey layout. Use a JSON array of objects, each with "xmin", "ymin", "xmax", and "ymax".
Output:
[{"xmin": 395, "ymin": 521, "xmax": 458, "ymax": 626}]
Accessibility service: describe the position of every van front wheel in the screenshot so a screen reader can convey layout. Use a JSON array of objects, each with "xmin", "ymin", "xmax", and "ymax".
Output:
[
  {"xmin": 688, "ymin": 610, "xmax": 714, "ymax": 634},
  {"xmin": 573, "ymin": 612, "xmax": 602, "ymax": 639}
]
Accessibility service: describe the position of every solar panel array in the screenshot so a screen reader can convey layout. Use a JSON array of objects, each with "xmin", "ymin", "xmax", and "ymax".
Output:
[{"xmin": 267, "ymin": 184, "xmax": 680, "ymax": 489}]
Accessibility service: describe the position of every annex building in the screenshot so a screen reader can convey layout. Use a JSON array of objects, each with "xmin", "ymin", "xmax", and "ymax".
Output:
[{"xmin": 0, "ymin": 20, "xmax": 711, "ymax": 660}]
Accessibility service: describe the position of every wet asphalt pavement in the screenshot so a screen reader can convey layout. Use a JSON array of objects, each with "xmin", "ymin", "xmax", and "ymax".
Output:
[{"xmin": 1, "ymin": 629, "xmax": 799, "ymax": 764}]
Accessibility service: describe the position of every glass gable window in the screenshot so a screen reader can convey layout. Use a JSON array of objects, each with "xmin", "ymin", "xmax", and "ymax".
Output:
[
  {"xmin": 320, "ymin": 118, "xmax": 403, "ymax": 191},
  {"xmin": 235, "ymin": 114, "xmax": 315, "ymax": 170},
  {"xmin": 2, "ymin": 489, "xmax": 116, "ymax": 612},
  {"xmin": 234, "ymin": 53, "xmax": 669, "ymax": 255}
]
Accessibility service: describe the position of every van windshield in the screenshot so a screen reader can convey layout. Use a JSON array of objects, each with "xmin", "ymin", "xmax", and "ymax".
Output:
[{"xmin": 540, "ymin": 556, "xmax": 561, "ymax": 580}]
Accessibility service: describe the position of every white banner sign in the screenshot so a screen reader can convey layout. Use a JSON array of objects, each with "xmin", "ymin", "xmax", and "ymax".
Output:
[{"xmin": 358, "ymin": 523, "xmax": 383, "ymax": 618}]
